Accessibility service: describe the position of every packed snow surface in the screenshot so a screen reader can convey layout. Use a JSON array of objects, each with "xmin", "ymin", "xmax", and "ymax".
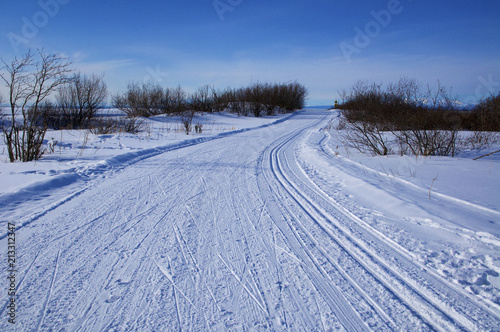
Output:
[{"xmin": 1, "ymin": 109, "xmax": 499, "ymax": 330}]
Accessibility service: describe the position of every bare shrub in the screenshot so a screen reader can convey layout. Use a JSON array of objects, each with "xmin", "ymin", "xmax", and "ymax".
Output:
[
  {"xmin": 387, "ymin": 76, "xmax": 423, "ymax": 107},
  {"xmin": 336, "ymin": 81, "xmax": 393, "ymax": 156},
  {"xmin": 471, "ymin": 93, "xmax": 500, "ymax": 131},
  {"xmin": 228, "ymin": 88, "xmax": 248, "ymax": 116},
  {"xmin": 211, "ymin": 87, "xmax": 230, "ymax": 112},
  {"xmin": 89, "ymin": 115, "xmax": 120, "ymax": 135},
  {"xmin": 111, "ymin": 93, "xmax": 130, "ymax": 116},
  {"xmin": 55, "ymin": 72, "xmax": 107, "ymax": 128},
  {"xmin": 426, "ymin": 80, "xmax": 456, "ymax": 110},
  {"xmin": 113, "ymin": 82, "xmax": 164, "ymax": 117},
  {"xmin": 248, "ymin": 83, "xmax": 264, "ymax": 117},
  {"xmin": 461, "ymin": 131, "xmax": 500, "ymax": 150},
  {"xmin": 394, "ymin": 82, "xmax": 461, "ymax": 156},
  {"xmin": 394, "ymin": 129, "xmax": 459, "ymax": 157},
  {"xmin": 223, "ymin": 82, "xmax": 308, "ymax": 116},
  {"xmin": 262, "ymin": 82, "xmax": 279, "ymax": 115},
  {"xmin": 169, "ymin": 85, "xmax": 188, "ymax": 114},
  {"xmin": 195, "ymin": 123, "xmax": 203, "ymax": 134},
  {"xmin": 0, "ymin": 50, "xmax": 72, "ymax": 162},
  {"xmin": 89, "ymin": 114, "xmax": 145, "ymax": 135},
  {"xmin": 337, "ymin": 117, "xmax": 393, "ymax": 155},
  {"xmin": 181, "ymin": 111, "xmax": 194, "ymax": 134},
  {"xmin": 112, "ymin": 83, "xmax": 190, "ymax": 117},
  {"xmin": 279, "ymin": 81, "xmax": 308, "ymax": 111},
  {"xmin": 337, "ymin": 78, "xmax": 462, "ymax": 157},
  {"xmin": 119, "ymin": 117, "xmax": 145, "ymax": 134},
  {"xmin": 190, "ymin": 85, "xmax": 214, "ymax": 113},
  {"xmin": 0, "ymin": 94, "xmax": 3, "ymax": 117},
  {"xmin": 112, "ymin": 81, "xmax": 307, "ymax": 117}
]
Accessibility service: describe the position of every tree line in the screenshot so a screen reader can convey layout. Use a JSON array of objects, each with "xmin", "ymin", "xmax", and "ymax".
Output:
[
  {"xmin": 0, "ymin": 50, "xmax": 308, "ymax": 162},
  {"xmin": 336, "ymin": 77, "xmax": 500, "ymax": 157},
  {"xmin": 113, "ymin": 81, "xmax": 307, "ymax": 118}
]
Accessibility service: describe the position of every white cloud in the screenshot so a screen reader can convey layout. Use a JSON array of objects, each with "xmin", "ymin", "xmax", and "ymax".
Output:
[{"xmin": 72, "ymin": 58, "xmax": 138, "ymax": 75}]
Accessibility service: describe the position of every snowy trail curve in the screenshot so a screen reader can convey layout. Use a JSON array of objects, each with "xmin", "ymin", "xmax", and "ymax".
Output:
[{"xmin": 1, "ymin": 110, "xmax": 498, "ymax": 331}]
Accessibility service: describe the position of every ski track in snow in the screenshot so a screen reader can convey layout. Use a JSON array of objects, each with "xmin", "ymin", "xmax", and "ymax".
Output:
[{"xmin": 0, "ymin": 110, "xmax": 499, "ymax": 331}]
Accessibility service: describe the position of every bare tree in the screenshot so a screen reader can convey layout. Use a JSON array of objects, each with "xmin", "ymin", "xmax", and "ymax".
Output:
[
  {"xmin": 337, "ymin": 77, "xmax": 462, "ymax": 157},
  {"xmin": 337, "ymin": 110, "xmax": 393, "ymax": 155},
  {"xmin": 395, "ymin": 81, "xmax": 460, "ymax": 156},
  {"xmin": 387, "ymin": 76, "xmax": 423, "ymax": 107},
  {"xmin": 472, "ymin": 93, "xmax": 500, "ymax": 131},
  {"xmin": 247, "ymin": 83, "xmax": 264, "ymax": 117},
  {"xmin": 190, "ymin": 84, "xmax": 214, "ymax": 113},
  {"xmin": 211, "ymin": 86, "xmax": 230, "ymax": 112},
  {"xmin": 113, "ymin": 83, "xmax": 189, "ymax": 117},
  {"xmin": 181, "ymin": 110, "xmax": 194, "ymax": 134},
  {"xmin": 426, "ymin": 80, "xmax": 455, "ymax": 110},
  {"xmin": 220, "ymin": 82, "xmax": 307, "ymax": 116},
  {"xmin": 56, "ymin": 72, "xmax": 107, "ymax": 128},
  {"xmin": 0, "ymin": 50, "xmax": 72, "ymax": 162},
  {"xmin": 0, "ymin": 94, "xmax": 4, "ymax": 122},
  {"xmin": 170, "ymin": 85, "xmax": 187, "ymax": 114},
  {"xmin": 113, "ymin": 82, "xmax": 162, "ymax": 117}
]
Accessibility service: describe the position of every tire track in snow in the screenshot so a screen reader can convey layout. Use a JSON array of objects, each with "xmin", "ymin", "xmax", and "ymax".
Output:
[
  {"xmin": 272, "ymin": 143, "xmax": 443, "ymax": 330},
  {"xmin": 0, "ymin": 112, "xmax": 298, "ymax": 229},
  {"xmin": 316, "ymin": 131, "xmax": 500, "ymax": 248},
  {"xmin": 7, "ymin": 110, "xmax": 496, "ymax": 330},
  {"xmin": 258, "ymin": 118, "xmax": 458, "ymax": 330},
  {"xmin": 185, "ymin": 203, "xmax": 269, "ymax": 316},
  {"xmin": 0, "ymin": 251, "xmax": 40, "ymax": 318},
  {"xmin": 273, "ymin": 129, "xmax": 459, "ymax": 330},
  {"xmin": 36, "ymin": 246, "xmax": 61, "ymax": 332},
  {"xmin": 306, "ymin": 127, "xmax": 500, "ymax": 324},
  {"xmin": 267, "ymin": 114, "xmax": 500, "ymax": 330},
  {"xmin": 11, "ymin": 156, "xmax": 190, "ymax": 330},
  {"xmin": 227, "ymin": 181, "xmax": 282, "ymax": 329},
  {"xmin": 257, "ymin": 123, "xmax": 374, "ymax": 331},
  {"xmin": 2, "ymin": 116, "xmax": 296, "ymax": 330}
]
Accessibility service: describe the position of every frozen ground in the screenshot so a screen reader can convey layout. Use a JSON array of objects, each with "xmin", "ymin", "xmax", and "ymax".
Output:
[
  {"xmin": 0, "ymin": 111, "xmax": 288, "ymax": 194},
  {"xmin": 0, "ymin": 109, "xmax": 499, "ymax": 330}
]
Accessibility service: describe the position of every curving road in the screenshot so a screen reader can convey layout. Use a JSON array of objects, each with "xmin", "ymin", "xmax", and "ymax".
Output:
[{"xmin": 1, "ymin": 110, "xmax": 498, "ymax": 331}]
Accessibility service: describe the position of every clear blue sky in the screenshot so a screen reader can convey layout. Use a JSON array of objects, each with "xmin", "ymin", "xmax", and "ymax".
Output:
[{"xmin": 1, "ymin": 0, "xmax": 499, "ymax": 105}]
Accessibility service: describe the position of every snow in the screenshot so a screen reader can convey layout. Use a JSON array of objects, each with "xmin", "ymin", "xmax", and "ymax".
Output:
[
  {"xmin": 0, "ymin": 111, "xmax": 289, "ymax": 195},
  {"xmin": 0, "ymin": 109, "xmax": 499, "ymax": 330}
]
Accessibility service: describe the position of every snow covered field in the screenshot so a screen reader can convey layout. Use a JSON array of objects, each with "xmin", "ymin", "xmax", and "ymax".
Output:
[{"xmin": 0, "ymin": 109, "xmax": 499, "ymax": 330}]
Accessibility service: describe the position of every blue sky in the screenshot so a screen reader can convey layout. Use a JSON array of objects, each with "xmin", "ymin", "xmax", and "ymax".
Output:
[{"xmin": 1, "ymin": 0, "xmax": 499, "ymax": 105}]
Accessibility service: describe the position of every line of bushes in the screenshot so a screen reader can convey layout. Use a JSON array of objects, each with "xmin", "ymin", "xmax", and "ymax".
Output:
[
  {"xmin": 112, "ymin": 81, "xmax": 308, "ymax": 118},
  {"xmin": 0, "ymin": 49, "xmax": 308, "ymax": 162},
  {"xmin": 469, "ymin": 93, "xmax": 500, "ymax": 132},
  {"xmin": 336, "ymin": 78, "xmax": 500, "ymax": 156}
]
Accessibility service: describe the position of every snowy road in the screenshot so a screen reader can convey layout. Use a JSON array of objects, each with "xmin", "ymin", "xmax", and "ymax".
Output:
[{"xmin": 1, "ymin": 110, "xmax": 499, "ymax": 331}]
